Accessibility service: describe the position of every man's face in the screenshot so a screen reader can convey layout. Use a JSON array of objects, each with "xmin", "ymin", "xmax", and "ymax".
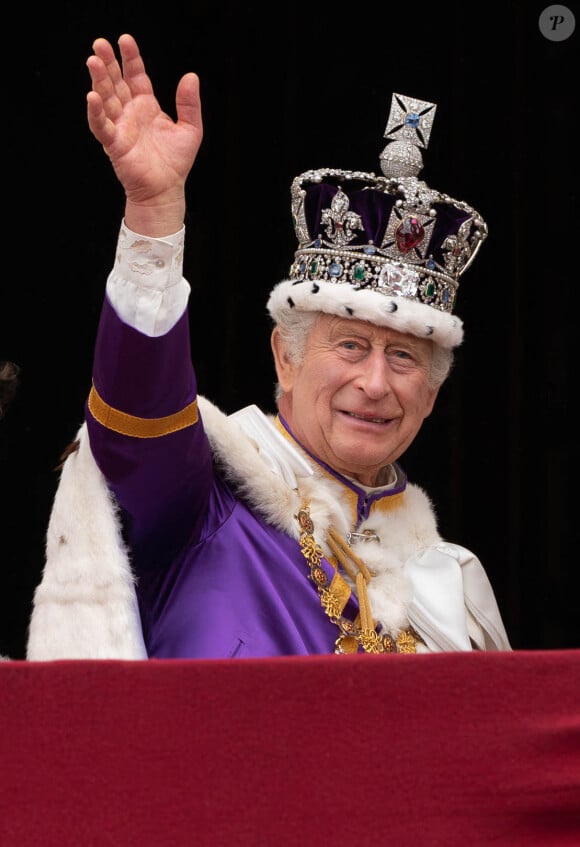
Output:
[{"xmin": 272, "ymin": 313, "xmax": 439, "ymax": 486}]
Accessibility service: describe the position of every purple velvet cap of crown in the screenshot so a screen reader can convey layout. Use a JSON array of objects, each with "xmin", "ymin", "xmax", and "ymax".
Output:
[{"xmin": 302, "ymin": 176, "xmax": 473, "ymax": 269}]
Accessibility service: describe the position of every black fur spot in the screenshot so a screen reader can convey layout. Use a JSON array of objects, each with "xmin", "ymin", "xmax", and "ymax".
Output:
[
  {"xmin": 311, "ymin": 283, "xmax": 320, "ymax": 293},
  {"xmin": 425, "ymin": 326, "xmax": 434, "ymax": 335},
  {"xmin": 345, "ymin": 306, "xmax": 354, "ymax": 315},
  {"xmin": 387, "ymin": 301, "xmax": 398, "ymax": 313},
  {"xmin": 287, "ymin": 297, "xmax": 295, "ymax": 308}
]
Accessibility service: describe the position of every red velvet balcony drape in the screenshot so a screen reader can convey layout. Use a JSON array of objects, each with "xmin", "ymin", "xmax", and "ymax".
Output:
[{"xmin": 1, "ymin": 650, "xmax": 579, "ymax": 846}]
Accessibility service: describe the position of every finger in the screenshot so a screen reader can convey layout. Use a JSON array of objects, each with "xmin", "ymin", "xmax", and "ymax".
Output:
[
  {"xmin": 175, "ymin": 73, "xmax": 203, "ymax": 133},
  {"xmin": 86, "ymin": 54, "xmax": 127, "ymax": 125},
  {"xmin": 86, "ymin": 89, "xmax": 116, "ymax": 149},
  {"xmin": 91, "ymin": 37, "xmax": 133, "ymax": 109},
  {"xmin": 117, "ymin": 33, "xmax": 154, "ymax": 99},
  {"xmin": 91, "ymin": 38, "xmax": 126, "ymax": 94}
]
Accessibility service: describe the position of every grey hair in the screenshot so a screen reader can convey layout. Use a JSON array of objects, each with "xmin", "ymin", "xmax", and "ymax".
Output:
[
  {"xmin": 430, "ymin": 344, "xmax": 454, "ymax": 389},
  {"xmin": 272, "ymin": 311, "xmax": 454, "ymax": 402},
  {"xmin": 272, "ymin": 310, "xmax": 318, "ymax": 403}
]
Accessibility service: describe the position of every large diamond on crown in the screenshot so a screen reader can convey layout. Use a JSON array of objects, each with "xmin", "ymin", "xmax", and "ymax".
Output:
[{"xmin": 378, "ymin": 262, "xmax": 420, "ymax": 296}]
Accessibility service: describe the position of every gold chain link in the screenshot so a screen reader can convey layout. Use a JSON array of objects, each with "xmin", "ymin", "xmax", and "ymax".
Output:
[{"xmin": 296, "ymin": 505, "xmax": 423, "ymax": 655}]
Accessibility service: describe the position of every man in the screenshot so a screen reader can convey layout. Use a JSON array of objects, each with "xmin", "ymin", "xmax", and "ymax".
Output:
[{"xmin": 27, "ymin": 34, "xmax": 510, "ymax": 660}]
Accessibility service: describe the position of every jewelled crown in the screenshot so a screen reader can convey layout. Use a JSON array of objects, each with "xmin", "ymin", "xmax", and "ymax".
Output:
[{"xmin": 267, "ymin": 93, "xmax": 488, "ymax": 349}]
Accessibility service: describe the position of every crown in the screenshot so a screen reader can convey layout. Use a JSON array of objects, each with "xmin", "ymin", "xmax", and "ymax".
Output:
[{"xmin": 267, "ymin": 93, "xmax": 488, "ymax": 349}]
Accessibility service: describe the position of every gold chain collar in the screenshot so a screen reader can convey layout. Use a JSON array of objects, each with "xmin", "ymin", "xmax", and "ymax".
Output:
[{"xmin": 296, "ymin": 504, "xmax": 423, "ymax": 655}]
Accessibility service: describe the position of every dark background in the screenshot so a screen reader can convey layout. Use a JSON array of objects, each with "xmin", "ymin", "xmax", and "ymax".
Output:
[{"xmin": 1, "ymin": 1, "xmax": 577, "ymax": 658}]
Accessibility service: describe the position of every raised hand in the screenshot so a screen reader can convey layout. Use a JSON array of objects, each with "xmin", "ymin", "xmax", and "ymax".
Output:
[{"xmin": 86, "ymin": 33, "xmax": 203, "ymax": 235}]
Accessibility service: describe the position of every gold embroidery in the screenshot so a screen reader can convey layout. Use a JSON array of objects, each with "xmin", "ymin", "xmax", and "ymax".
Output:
[
  {"xmin": 88, "ymin": 383, "xmax": 198, "ymax": 438},
  {"xmin": 296, "ymin": 503, "xmax": 424, "ymax": 655},
  {"xmin": 396, "ymin": 629, "xmax": 421, "ymax": 653},
  {"xmin": 359, "ymin": 630, "xmax": 385, "ymax": 654},
  {"xmin": 320, "ymin": 589, "xmax": 344, "ymax": 619},
  {"xmin": 328, "ymin": 572, "xmax": 352, "ymax": 610}
]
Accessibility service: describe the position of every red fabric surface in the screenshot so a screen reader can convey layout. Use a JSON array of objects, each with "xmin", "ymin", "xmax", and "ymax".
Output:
[{"xmin": 1, "ymin": 650, "xmax": 579, "ymax": 846}]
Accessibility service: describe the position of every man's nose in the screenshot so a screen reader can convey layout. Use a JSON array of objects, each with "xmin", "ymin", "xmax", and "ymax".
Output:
[{"xmin": 355, "ymin": 351, "xmax": 391, "ymax": 399}]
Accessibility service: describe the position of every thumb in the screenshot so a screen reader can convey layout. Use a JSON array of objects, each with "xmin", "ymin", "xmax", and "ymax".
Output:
[{"xmin": 175, "ymin": 72, "xmax": 203, "ymax": 136}]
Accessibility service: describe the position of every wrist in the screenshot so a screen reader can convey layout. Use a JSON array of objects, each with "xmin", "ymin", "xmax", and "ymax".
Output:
[{"xmin": 124, "ymin": 197, "xmax": 186, "ymax": 238}]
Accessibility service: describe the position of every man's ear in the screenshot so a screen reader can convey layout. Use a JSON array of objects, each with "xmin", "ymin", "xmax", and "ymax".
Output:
[{"xmin": 270, "ymin": 326, "xmax": 296, "ymax": 392}]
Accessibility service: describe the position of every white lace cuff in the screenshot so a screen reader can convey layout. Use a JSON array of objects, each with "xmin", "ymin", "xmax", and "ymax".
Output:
[{"xmin": 105, "ymin": 221, "xmax": 191, "ymax": 337}]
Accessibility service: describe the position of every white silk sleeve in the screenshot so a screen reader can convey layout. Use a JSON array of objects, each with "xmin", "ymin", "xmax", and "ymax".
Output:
[{"xmin": 405, "ymin": 542, "xmax": 512, "ymax": 652}]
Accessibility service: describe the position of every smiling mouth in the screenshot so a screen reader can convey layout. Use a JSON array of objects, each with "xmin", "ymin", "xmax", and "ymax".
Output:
[{"xmin": 344, "ymin": 411, "xmax": 389, "ymax": 425}]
